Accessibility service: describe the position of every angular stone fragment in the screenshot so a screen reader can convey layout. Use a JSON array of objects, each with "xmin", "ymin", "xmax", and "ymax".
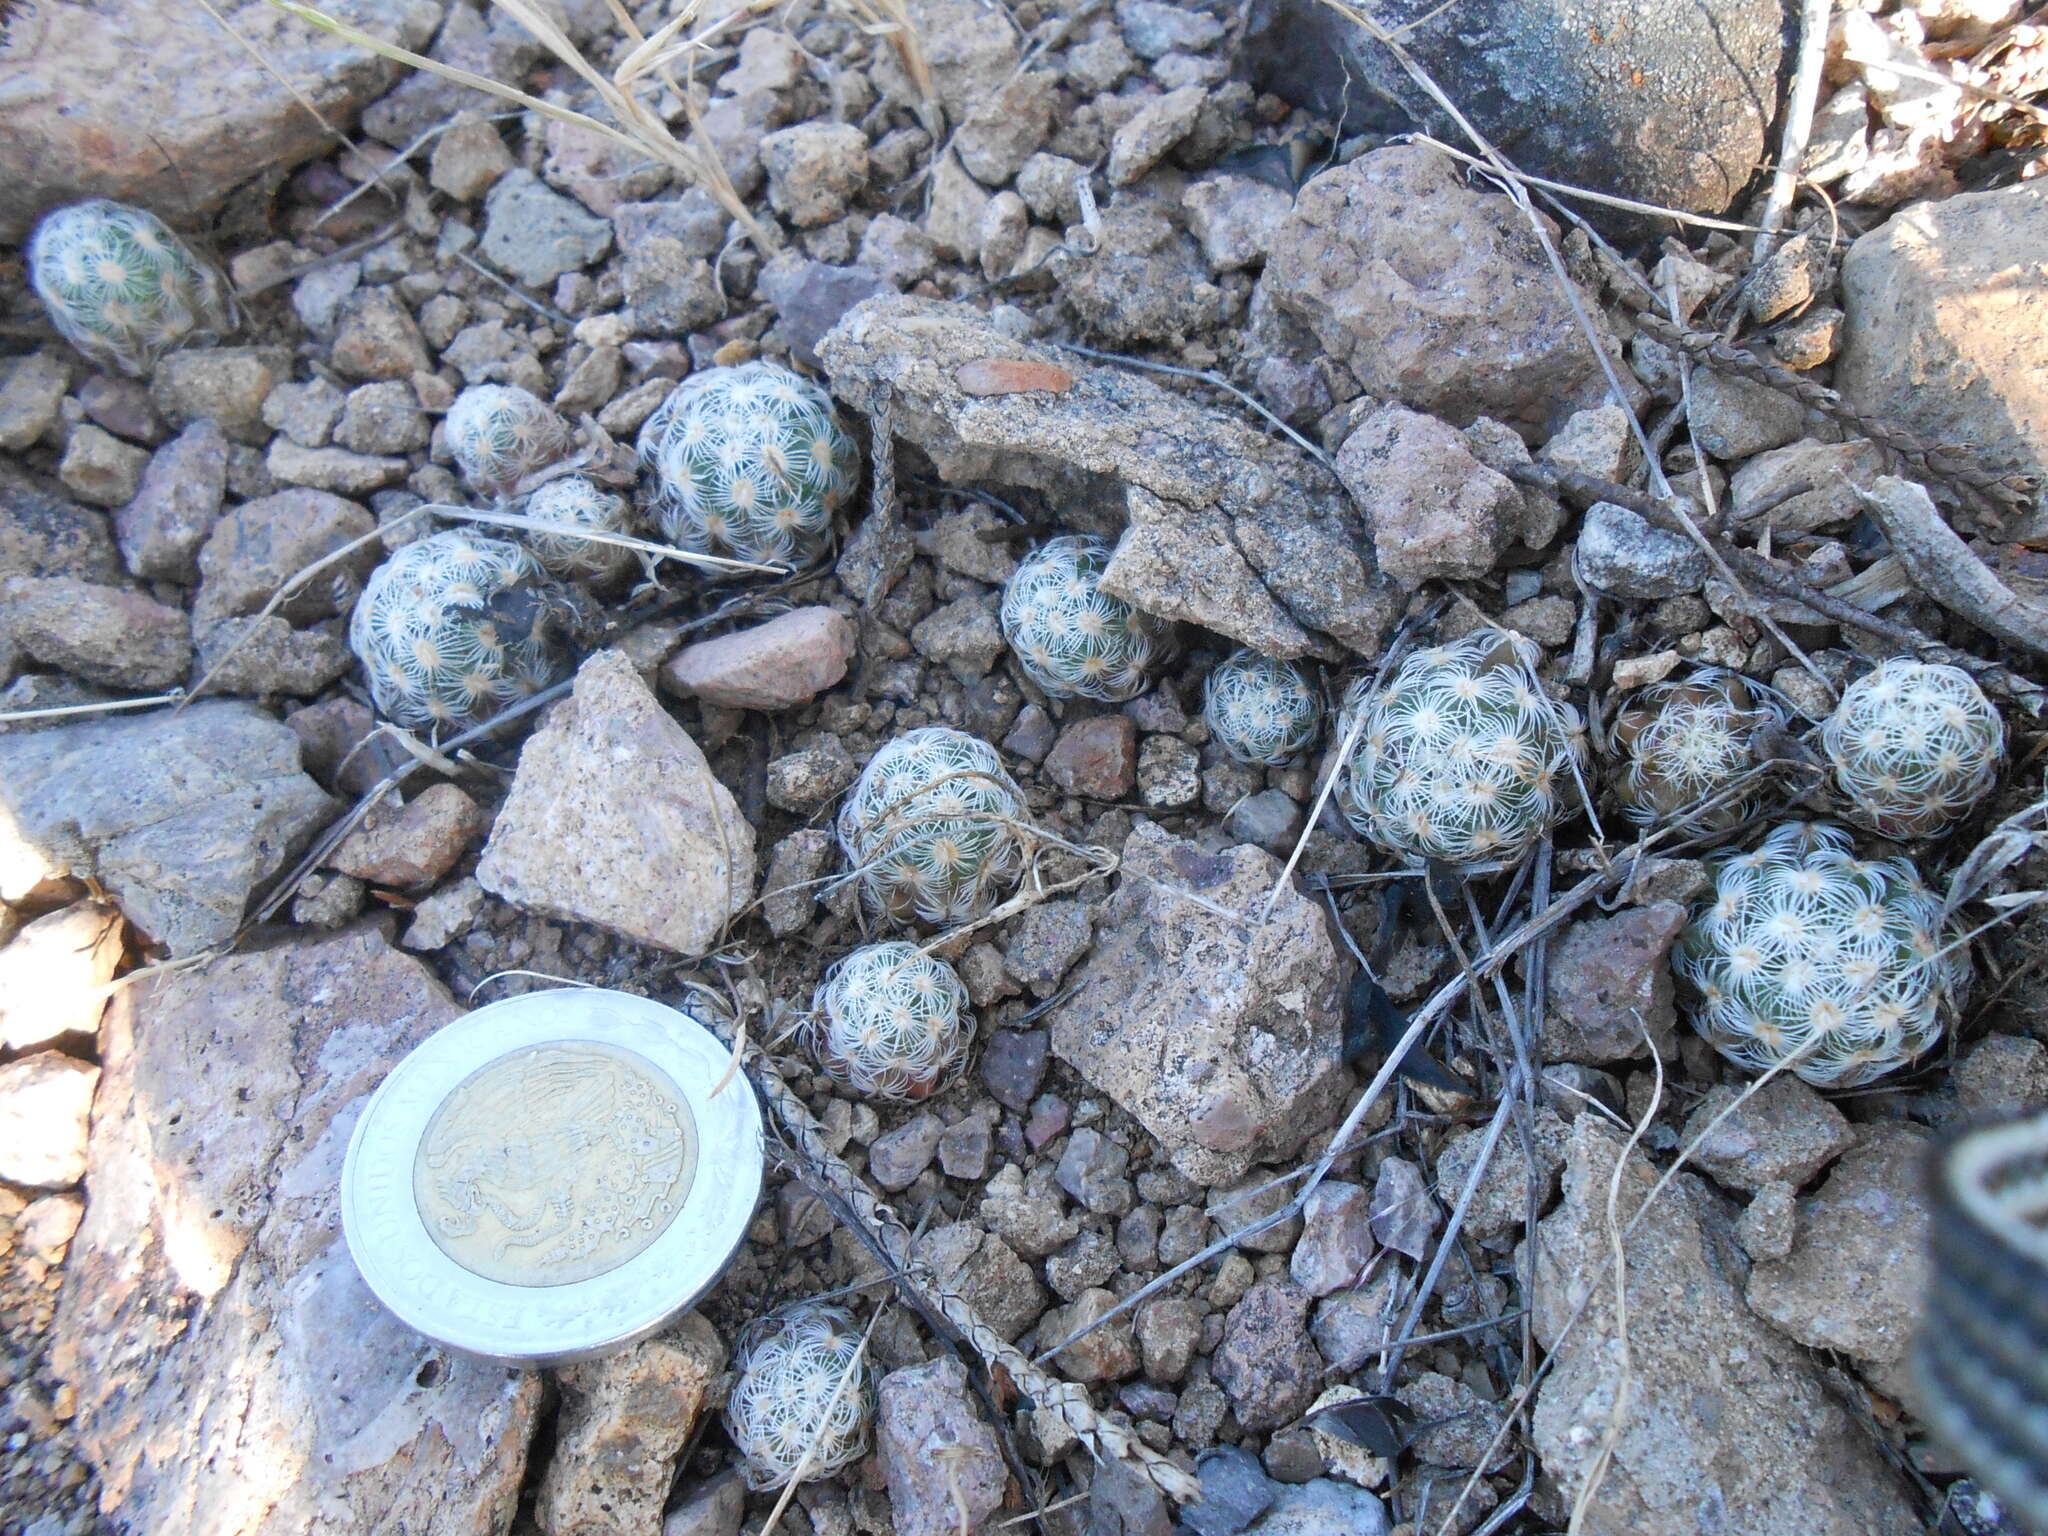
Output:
[
  {"xmin": 326, "ymin": 782, "xmax": 483, "ymax": 889},
  {"xmin": 478, "ymin": 650, "xmax": 756, "ymax": 957},
  {"xmin": 116, "ymin": 419, "xmax": 229, "ymax": 581},
  {"xmin": 0, "ymin": 902, "xmax": 123, "ymax": 1051},
  {"xmin": 0, "ymin": 1051, "xmax": 97, "ymax": 1188},
  {"xmin": 877, "ymin": 1355, "xmax": 1009, "ymax": 1536},
  {"xmin": 1213, "ymin": 1279, "xmax": 1320, "ymax": 1431},
  {"xmin": 1537, "ymin": 902, "xmax": 1688, "ymax": 1063},
  {"xmin": 1335, "ymin": 403, "xmax": 1533, "ymax": 585},
  {"xmin": 1681, "ymin": 1076, "xmax": 1856, "ymax": 1193},
  {"xmin": 661, "ymin": 606, "xmax": 856, "ymax": 711},
  {"xmin": 0, "ymin": 575, "xmax": 191, "ymax": 689}
]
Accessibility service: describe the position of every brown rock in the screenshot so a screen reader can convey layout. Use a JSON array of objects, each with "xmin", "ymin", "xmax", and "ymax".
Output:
[
  {"xmin": 329, "ymin": 287, "xmax": 433, "ymax": 382},
  {"xmin": 116, "ymin": 419, "xmax": 229, "ymax": 581},
  {"xmin": 1335, "ymin": 403, "xmax": 1531, "ymax": 585},
  {"xmin": 0, "ymin": 574, "xmax": 191, "ymax": 689},
  {"xmin": 1681, "ymin": 1076, "xmax": 1856, "ymax": 1193},
  {"xmin": 1043, "ymin": 1287, "xmax": 1139, "ymax": 1383},
  {"xmin": 1537, "ymin": 902, "xmax": 1688, "ymax": 1063},
  {"xmin": 876, "ymin": 1355, "xmax": 1010, "ymax": 1536},
  {"xmin": 661, "ymin": 606, "xmax": 856, "ymax": 711},
  {"xmin": 326, "ymin": 783, "xmax": 484, "ymax": 888},
  {"xmin": 50, "ymin": 926, "xmax": 540, "ymax": 1533},
  {"xmin": 1043, "ymin": 715, "xmax": 1138, "ymax": 799},
  {"xmin": 194, "ymin": 488, "xmax": 378, "ymax": 626},
  {"xmin": 1212, "ymin": 1279, "xmax": 1320, "ymax": 1431}
]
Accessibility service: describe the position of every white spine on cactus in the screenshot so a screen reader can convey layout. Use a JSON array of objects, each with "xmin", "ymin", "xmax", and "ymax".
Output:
[
  {"xmin": 1820, "ymin": 658, "xmax": 2004, "ymax": 839},
  {"xmin": 520, "ymin": 475, "xmax": 636, "ymax": 583},
  {"xmin": 998, "ymin": 535, "xmax": 1173, "ymax": 702},
  {"xmin": 444, "ymin": 384, "xmax": 572, "ymax": 496},
  {"xmin": 27, "ymin": 200, "xmax": 234, "ymax": 377},
  {"xmin": 836, "ymin": 727, "xmax": 1027, "ymax": 926},
  {"xmin": 808, "ymin": 942, "xmax": 974, "ymax": 1100},
  {"xmin": 348, "ymin": 529, "xmax": 573, "ymax": 734},
  {"xmin": 638, "ymin": 361, "xmax": 857, "ymax": 567},
  {"xmin": 1675, "ymin": 820, "xmax": 1967, "ymax": 1088},
  {"xmin": 1203, "ymin": 649, "xmax": 1322, "ymax": 765},
  {"xmin": 1338, "ymin": 627, "xmax": 1584, "ymax": 868},
  {"xmin": 725, "ymin": 1304, "xmax": 874, "ymax": 1491}
]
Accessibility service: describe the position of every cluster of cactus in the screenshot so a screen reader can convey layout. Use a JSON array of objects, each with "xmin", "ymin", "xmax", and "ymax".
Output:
[
  {"xmin": 349, "ymin": 530, "xmax": 575, "ymax": 735},
  {"xmin": 1203, "ymin": 649, "xmax": 1323, "ymax": 766},
  {"xmin": 724, "ymin": 1304, "xmax": 874, "ymax": 1491},
  {"xmin": 837, "ymin": 727, "xmax": 1026, "ymax": 926},
  {"xmin": 999, "ymin": 535, "xmax": 1173, "ymax": 702},
  {"xmin": 1675, "ymin": 820, "xmax": 1967, "ymax": 1087},
  {"xmin": 807, "ymin": 943, "xmax": 974, "ymax": 1100},
  {"xmin": 520, "ymin": 476, "xmax": 637, "ymax": 585},
  {"xmin": 1612, "ymin": 668, "xmax": 1791, "ymax": 836},
  {"xmin": 1820, "ymin": 658, "xmax": 2004, "ymax": 839},
  {"xmin": 27, "ymin": 200, "xmax": 234, "ymax": 377},
  {"xmin": 445, "ymin": 384, "xmax": 572, "ymax": 497},
  {"xmin": 638, "ymin": 361, "xmax": 858, "ymax": 568},
  {"xmin": 1338, "ymin": 628, "xmax": 1584, "ymax": 869}
]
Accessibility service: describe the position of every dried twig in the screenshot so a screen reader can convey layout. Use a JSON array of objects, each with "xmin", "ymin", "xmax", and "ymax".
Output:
[
  {"xmin": 1853, "ymin": 476, "xmax": 2048, "ymax": 657},
  {"xmin": 1754, "ymin": 0, "xmax": 1834, "ymax": 262}
]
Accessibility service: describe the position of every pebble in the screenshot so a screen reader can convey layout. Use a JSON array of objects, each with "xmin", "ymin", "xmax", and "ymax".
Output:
[
  {"xmin": 1213, "ymin": 1279, "xmax": 1321, "ymax": 1430},
  {"xmin": 1369, "ymin": 1156, "xmax": 1437, "ymax": 1260},
  {"xmin": 1575, "ymin": 501, "xmax": 1710, "ymax": 600},
  {"xmin": 1054, "ymin": 1127, "xmax": 1135, "ymax": 1215},
  {"xmin": 980, "ymin": 1028, "xmax": 1048, "ymax": 1112},
  {"xmin": 1107, "ymin": 85, "xmax": 1208, "ymax": 187},
  {"xmin": 150, "ymin": 346, "xmax": 292, "ymax": 442},
  {"xmin": 758, "ymin": 828, "xmax": 832, "ymax": 938},
  {"xmin": 1136, "ymin": 734, "xmax": 1201, "ymax": 810},
  {"xmin": 1000, "ymin": 900, "xmax": 1093, "ymax": 996},
  {"xmin": 1290, "ymin": 1181, "xmax": 1377, "ymax": 1298},
  {"xmin": 402, "ymin": 876, "xmax": 486, "ymax": 951},
  {"xmin": 1042, "ymin": 1287, "xmax": 1139, "ymax": 1382},
  {"xmin": 763, "ymin": 741, "xmax": 858, "ymax": 814},
  {"xmin": 480, "ymin": 169, "xmax": 614, "ymax": 287},
  {"xmin": 1681, "ymin": 1075, "xmax": 1857, "ymax": 1192},
  {"xmin": 427, "ymin": 111, "xmax": 513, "ymax": 201},
  {"xmin": 868, "ymin": 1111, "xmax": 945, "ymax": 1192},
  {"xmin": 115, "ymin": 419, "xmax": 228, "ymax": 581},
  {"xmin": 1138, "ymin": 1296, "xmax": 1203, "ymax": 1386},
  {"xmin": 329, "ymin": 288, "xmax": 432, "ymax": 382},
  {"xmin": 1044, "ymin": 715, "xmax": 1138, "ymax": 799},
  {"xmin": 0, "ymin": 351, "xmax": 68, "ymax": 453},
  {"xmin": 0, "ymin": 575, "xmax": 191, "ymax": 689},
  {"xmin": 326, "ymin": 783, "xmax": 483, "ymax": 888},
  {"xmin": 937, "ymin": 1112, "xmax": 992, "ymax": 1181},
  {"xmin": 761, "ymin": 122, "xmax": 869, "ymax": 228},
  {"xmin": 0, "ymin": 904, "xmax": 121, "ymax": 1051},
  {"xmin": 662, "ymin": 606, "xmax": 856, "ymax": 711},
  {"xmin": 57, "ymin": 425, "xmax": 148, "ymax": 508},
  {"xmin": 0, "ymin": 1052, "xmax": 98, "ymax": 1189}
]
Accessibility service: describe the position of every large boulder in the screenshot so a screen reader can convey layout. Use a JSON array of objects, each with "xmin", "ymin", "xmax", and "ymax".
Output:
[
  {"xmin": 1526, "ymin": 1118, "xmax": 1921, "ymax": 1535},
  {"xmin": 1047, "ymin": 824, "xmax": 1349, "ymax": 1183},
  {"xmin": 1237, "ymin": 0, "xmax": 1784, "ymax": 234},
  {"xmin": 0, "ymin": 701, "xmax": 335, "ymax": 956},
  {"xmin": 51, "ymin": 924, "xmax": 541, "ymax": 1534},
  {"xmin": 1838, "ymin": 180, "xmax": 2048, "ymax": 487},
  {"xmin": 0, "ymin": 0, "xmax": 441, "ymax": 242},
  {"xmin": 818, "ymin": 295, "xmax": 1401, "ymax": 659}
]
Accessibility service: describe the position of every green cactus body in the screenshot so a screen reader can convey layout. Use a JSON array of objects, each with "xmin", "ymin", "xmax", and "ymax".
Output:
[
  {"xmin": 999, "ymin": 535, "xmax": 1173, "ymax": 702},
  {"xmin": 349, "ymin": 530, "xmax": 574, "ymax": 735},
  {"xmin": 1204, "ymin": 648, "xmax": 1322, "ymax": 765},
  {"xmin": 521, "ymin": 475, "xmax": 636, "ymax": 584},
  {"xmin": 725, "ymin": 1304, "xmax": 874, "ymax": 1490},
  {"xmin": 638, "ymin": 362, "xmax": 857, "ymax": 568},
  {"xmin": 808, "ymin": 942, "xmax": 974, "ymax": 1100},
  {"xmin": 1339, "ymin": 627, "xmax": 1584, "ymax": 868},
  {"xmin": 27, "ymin": 200, "xmax": 233, "ymax": 377},
  {"xmin": 1820, "ymin": 658, "xmax": 2004, "ymax": 839},
  {"xmin": 1675, "ymin": 820, "xmax": 1966, "ymax": 1087},
  {"xmin": 445, "ymin": 384, "xmax": 572, "ymax": 496},
  {"xmin": 836, "ymin": 727, "xmax": 1026, "ymax": 926},
  {"xmin": 1613, "ymin": 668, "xmax": 1790, "ymax": 835}
]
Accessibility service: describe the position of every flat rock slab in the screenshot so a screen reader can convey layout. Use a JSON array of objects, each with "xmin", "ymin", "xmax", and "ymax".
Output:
[
  {"xmin": 817, "ymin": 294, "xmax": 1401, "ymax": 660},
  {"xmin": 51, "ymin": 924, "xmax": 540, "ymax": 1535},
  {"xmin": 0, "ymin": 701, "xmax": 335, "ymax": 956},
  {"xmin": 478, "ymin": 649, "xmax": 756, "ymax": 957},
  {"xmin": 1047, "ymin": 823, "xmax": 1349, "ymax": 1184}
]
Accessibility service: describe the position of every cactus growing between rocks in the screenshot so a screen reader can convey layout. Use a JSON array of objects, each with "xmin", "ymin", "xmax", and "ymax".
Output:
[
  {"xmin": 725, "ymin": 1304, "xmax": 874, "ymax": 1491},
  {"xmin": 807, "ymin": 942, "xmax": 974, "ymax": 1100},
  {"xmin": 1612, "ymin": 668, "xmax": 1791, "ymax": 835},
  {"xmin": 520, "ymin": 475, "xmax": 637, "ymax": 584},
  {"xmin": 1675, "ymin": 820, "xmax": 1967, "ymax": 1088},
  {"xmin": 1203, "ymin": 648, "xmax": 1322, "ymax": 765},
  {"xmin": 1338, "ymin": 627, "xmax": 1584, "ymax": 869},
  {"xmin": 638, "ymin": 361, "xmax": 857, "ymax": 568},
  {"xmin": 837, "ymin": 727, "xmax": 1026, "ymax": 926},
  {"xmin": 999, "ymin": 535, "xmax": 1173, "ymax": 702},
  {"xmin": 1820, "ymin": 658, "xmax": 2004, "ymax": 839},
  {"xmin": 445, "ymin": 384, "xmax": 572, "ymax": 496},
  {"xmin": 27, "ymin": 200, "xmax": 234, "ymax": 377},
  {"xmin": 349, "ymin": 529, "xmax": 576, "ymax": 735}
]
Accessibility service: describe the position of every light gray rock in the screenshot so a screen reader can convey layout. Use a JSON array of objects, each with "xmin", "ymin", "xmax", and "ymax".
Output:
[
  {"xmin": 869, "ymin": 1112, "xmax": 944, "ymax": 1192},
  {"xmin": 1541, "ymin": 404, "xmax": 1639, "ymax": 485},
  {"xmin": 58, "ymin": 424, "xmax": 149, "ymax": 508},
  {"xmin": 1183, "ymin": 174, "xmax": 1294, "ymax": 272},
  {"xmin": 1054, "ymin": 1127, "xmax": 1134, "ymax": 1216},
  {"xmin": 764, "ymin": 741, "xmax": 857, "ymax": 815},
  {"xmin": 0, "ymin": 701, "xmax": 334, "ymax": 954},
  {"xmin": 536, "ymin": 1318, "xmax": 725, "ymax": 1536},
  {"xmin": 401, "ymin": 875, "xmax": 485, "ymax": 951},
  {"xmin": 977, "ymin": 1162, "xmax": 1080, "ymax": 1261},
  {"xmin": 664, "ymin": 1472, "xmax": 745, "ymax": 1536},
  {"xmin": 1537, "ymin": 902, "xmax": 1688, "ymax": 1063},
  {"xmin": 329, "ymin": 289, "xmax": 431, "ymax": 383},
  {"xmin": 1, "ymin": 575, "xmax": 191, "ymax": 689},
  {"xmin": 1049, "ymin": 205, "xmax": 1225, "ymax": 348},
  {"xmin": 151, "ymin": 346, "xmax": 292, "ymax": 442},
  {"xmin": 1001, "ymin": 900, "xmax": 1093, "ymax": 997},
  {"xmin": 1119, "ymin": 0, "xmax": 1226, "ymax": 58},
  {"xmin": 51, "ymin": 925, "xmax": 541, "ymax": 1535},
  {"xmin": 1526, "ymin": 1118, "xmax": 1920, "ymax": 1535},
  {"xmin": 915, "ymin": 1221, "xmax": 1048, "ymax": 1342},
  {"xmin": 1575, "ymin": 500, "xmax": 1708, "ymax": 599},
  {"xmin": 266, "ymin": 438, "xmax": 408, "ymax": 496},
  {"xmin": 955, "ymin": 72, "xmax": 1058, "ymax": 186},
  {"xmin": 0, "ymin": 902, "xmax": 122, "ymax": 1051},
  {"xmin": 760, "ymin": 828, "xmax": 832, "ymax": 938},
  {"xmin": 1681, "ymin": 1076, "xmax": 1856, "ymax": 1193},
  {"xmin": 191, "ymin": 615, "xmax": 355, "ymax": 698},
  {"xmin": 1687, "ymin": 370, "xmax": 1806, "ymax": 461},
  {"xmin": 116, "ymin": 419, "xmax": 229, "ymax": 581},
  {"xmin": 193, "ymin": 488, "xmax": 378, "ymax": 627},
  {"xmin": 1434, "ymin": 1108, "xmax": 1569, "ymax": 1240},
  {"xmin": 818, "ymin": 295, "xmax": 1398, "ymax": 659},
  {"xmin": 0, "ymin": 1051, "xmax": 97, "ymax": 1189},
  {"xmin": 1290, "ymin": 1181, "xmax": 1376, "ymax": 1298},
  {"xmin": 478, "ymin": 651, "xmax": 756, "ymax": 957},
  {"xmin": 1727, "ymin": 438, "xmax": 1886, "ymax": 533},
  {"xmin": 0, "ymin": 351, "xmax": 69, "ymax": 454},
  {"xmin": 480, "ymin": 169, "xmax": 614, "ymax": 287},
  {"xmin": 1047, "ymin": 823, "xmax": 1349, "ymax": 1183},
  {"xmin": 1734, "ymin": 1180, "xmax": 1796, "ymax": 1262},
  {"xmin": 1335, "ymin": 402, "xmax": 1534, "ymax": 585},
  {"xmin": 877, "ymin": 1355, "xmax": 1009, "ymax": 1536},
  {"xmin": 1107, "ymin": 85, "xmax": 1207, "ymax": 187}
]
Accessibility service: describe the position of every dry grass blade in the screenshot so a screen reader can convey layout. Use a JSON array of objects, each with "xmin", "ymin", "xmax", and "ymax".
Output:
[
  {"xmin": 439, "ymin": 504, "xmax": 791, "ymax": 577},
  {"xmin": 0, "ymin": 691, "xmax": 186, "ymax": 725},
  {"xmin": 833, "ymin": 0, "xmax": 943, "ymax": 140}
]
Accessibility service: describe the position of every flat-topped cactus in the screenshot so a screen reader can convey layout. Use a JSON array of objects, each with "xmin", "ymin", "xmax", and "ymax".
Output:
[
  {"xmin": 27, "ymin": 200, "xmax": 234, "ymax": 376},
  {"xmin": 1203, "ymin": 648, "xmax": 1322, "ymax": 766},
  {"xmin": 725, "ymin": 1304, "xmax": 874, "ymax": 1490},
  {"xmin": 349, "ymin": 529, "xmax": 575, "ymax": 735},
  {"xmin": 445, "ymin": 384, "xmax": 572, "ymax": 497},
  {"xmin": 1613, "ymin": 668, "xmax": 1790, "ymax": 835},
  {"xmin": 1675, "ymin": 820, "xmax": 1967, "ymax": 1088},
  {"xmin": 639, "ymin": 361, "xmax": 857, "ymax": 568},
  {"xmin": 836, "ymin": 727, "xmax": 1026, "ymax": 926},
  {"xmin": 1820, "ymin": 658, "xmax": 2004, "ymax": 839},
  {"xmin": 999, "ymin": 535, "xmax": 1172, "ymax": 702},
  {"xmin": 808, "ymin": 942, "xmax": 974, "ymax": 1100}
]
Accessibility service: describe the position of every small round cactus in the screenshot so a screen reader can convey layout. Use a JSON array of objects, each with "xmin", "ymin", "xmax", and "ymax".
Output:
[
  {"xmin": 1204, "ymin": 649, "xmax": 1323, "ymax": 766},
  {"xmin": 349, "ymin": 529, "xmax": 575, "ymax": 734},
  {"xmin": 807, "ymin": 942, "xmax": 974, "ymax": 1100},
  {"xmin": 1612, "ymin": 668, "xmax": 1790, "ymax": 836},
  {"xmin": 837, "ymin": 727, "xmax": 1026, "ymax": 926},
  {"xmin": 725, "ymin": 1304, "xmax": 874, "ymax": 1491},
  {"xmin": 999, "ymin": 535, "xmax": 1172, "ymax": 702},
  {"xmin": 1675, "ymin": 820, "xmax": 1968, "ymax": 1088},
  {"xmin": 27, "ymin": 200, "xmax": 234, "ymax": 377},
  {"xmin": 639, "ymin": 361, "xmax": 858, "ymax": 568},
  {"xmin": 445, "ymin": 384, "xmax": 572, "ymax": 496},
  {"xmin": 520, "ymin": 475, "xmax": 637, "ymax": 584},
  {"xmin": 1338, "ymin": 628, "xmax": 1584, "ymax": 869},
  {"xmin": 1820, "ymin": 658, "xmax": 2004, "ymax": 839}
]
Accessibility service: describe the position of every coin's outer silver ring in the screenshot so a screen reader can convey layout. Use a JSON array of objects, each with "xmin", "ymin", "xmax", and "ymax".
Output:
[{"xmin": 341, "ymin": 987, "xmax": 763, "ymax": 1366}]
